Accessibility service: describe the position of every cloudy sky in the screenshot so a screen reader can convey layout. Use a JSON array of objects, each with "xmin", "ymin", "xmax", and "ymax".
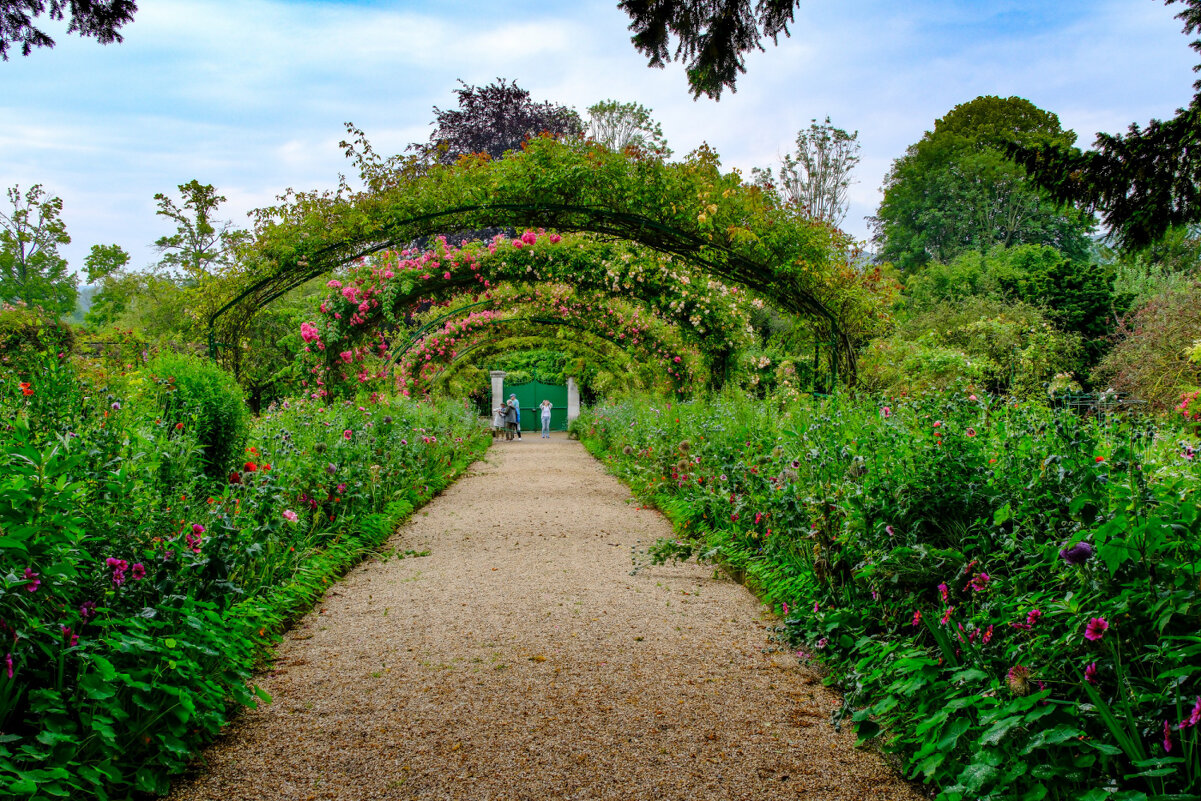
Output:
[{"xmin": 0, "ymin": 0, "xmax": 1195, "ymax": 275}]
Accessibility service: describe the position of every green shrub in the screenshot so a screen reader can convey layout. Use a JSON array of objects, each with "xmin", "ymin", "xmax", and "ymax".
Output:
[{"xmin": 148, "ymin": 351, "xmax": 249, "ymax": 479}]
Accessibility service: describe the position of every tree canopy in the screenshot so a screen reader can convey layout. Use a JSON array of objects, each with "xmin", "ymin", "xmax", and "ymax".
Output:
[
  {"xmin": 1010, "ymin": 0, "xmax": 1201, "ymax": 249},
  {"xmin": 0, "ymin": 183, "xmax": 77, "ymax": 316},
  {"xmin": 620, "ymin": 0, "xmax": 800, "ymax": 99},
  {"xmin": 418, "ymin": 79, "xmax": 583, "ymax": 164},
  {"xmin": 0, "ymin": 0, "xmax": 136, "ymax": 60},
  {"xmin": 872, "ymin": 96, "xmax": 1094, "ymax": 271}
]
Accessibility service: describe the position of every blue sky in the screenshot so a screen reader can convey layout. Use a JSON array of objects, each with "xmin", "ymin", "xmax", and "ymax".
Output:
[{"xmin": 0, "ymin": 0, "xmax": 1195, "ymax": 276}]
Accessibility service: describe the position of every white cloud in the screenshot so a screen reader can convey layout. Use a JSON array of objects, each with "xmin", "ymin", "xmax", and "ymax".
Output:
[{"xmin": 0, "ymin": 0, "xmax": 1194, "ymax": 271}]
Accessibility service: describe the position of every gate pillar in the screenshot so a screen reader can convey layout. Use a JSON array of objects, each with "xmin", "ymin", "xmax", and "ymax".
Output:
[
  {"xmin": 566, "ymin": 376, "xmax": 580, "ymax": 423},
  {"xmin": 490, "ymin": 371, "xmax": 507, "ymax": 414}
]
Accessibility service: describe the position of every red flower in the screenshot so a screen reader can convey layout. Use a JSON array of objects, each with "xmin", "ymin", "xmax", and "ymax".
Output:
[
  {"xmin": 261, "ymin": 463, "xmax": 271, "ymax": 471},
  {"xmin": 244, "ymin": 462, "xmax": 258, "ymax": 472},
  {"xmin": 19, "ymin": 382, "xmax": 33, "ymax": 396},
  {"xmin": 1095, "ymin": 456, "xmax": 1104, "ymax": 463},
  {"xmin": 175, "ymin": 422, "xmax": 184, "ymax": 430},
  {"xmin": 229, "ymin": 471, "xmax": 242, "ymax": 484}
]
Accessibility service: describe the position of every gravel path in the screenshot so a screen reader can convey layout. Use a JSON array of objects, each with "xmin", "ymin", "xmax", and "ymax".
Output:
[{"xmin": 168, "ymin": 434, "xmax": 920, "ymax": 801}]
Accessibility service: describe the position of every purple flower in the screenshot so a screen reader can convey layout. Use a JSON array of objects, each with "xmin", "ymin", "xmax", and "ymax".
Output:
[
  {"xmin": 80, "ymin": 600, "xmax": 97, "ymax": 621},
  {"xmin": 130, "ymin": 563, "xmax": 146, "ymax": 581},
  {"xmin": 1084, "ymin": 617, "xmax": 1108, "ymax": 642},
  {"xmin": 23, "ymin": 567, "xmax": 39, "ymax": 593},
  {"xmin": 1084, "ymin": 662, "xmax": 1098, "ymax": 685},
  {"xmin": 816, "ymin": 637, "xmax": 829, "ymax": 649},
  {"xmin": 1060, "ymin": 541, "xmax": 1094, "ymax": 565},
  {"xmin": 326, "ymin": 463, "xmax": 338, "ymax": 475},
  {"xmin": 1164, "ymin": 720, "xmax": 1173, "ymax": 753}
]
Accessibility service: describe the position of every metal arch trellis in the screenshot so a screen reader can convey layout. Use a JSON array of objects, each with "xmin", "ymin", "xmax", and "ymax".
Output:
[
  {"xmin": 207, "ymin": 201, "xmax": 847, "ymax": 387},
  {"xmin": 422, "ymin": 325, "xmax": 646, "ymax": 390},
  {"xmin": 400, "ymin": 315, "xmax": 680, "ymax": 387}
]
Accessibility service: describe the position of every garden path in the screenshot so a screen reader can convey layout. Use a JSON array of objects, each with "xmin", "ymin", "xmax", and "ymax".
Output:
[{"xmin": 167, "ymin": 435, "xmax": 919, "ymax": 801}]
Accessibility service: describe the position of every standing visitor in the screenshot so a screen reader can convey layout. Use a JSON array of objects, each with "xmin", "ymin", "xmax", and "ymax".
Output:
[
  {"xmin": 540, "ymin": 399, "xmax": 553, "ymax": 438},
  {"xmin": 503, "ymin": 402, "xmax": 517, "ymax": 440},
  {"xmin": 507, "ymin": 394, "xmax": 522, "ymax": 440}
]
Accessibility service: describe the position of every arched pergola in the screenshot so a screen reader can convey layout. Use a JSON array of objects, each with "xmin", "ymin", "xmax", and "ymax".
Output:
[{"xmin": 220, "ymin": 135, "xmax": 859, "ymax": 389}]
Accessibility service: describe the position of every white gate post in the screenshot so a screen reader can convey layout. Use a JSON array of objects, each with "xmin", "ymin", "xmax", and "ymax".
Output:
[
  {"xmin": 566, "ymin": 376, "xmax": 580, "ymax": 423},
  {"xmin": 490, "ymin": 371, "xmax": 507, "ymax": 414}
]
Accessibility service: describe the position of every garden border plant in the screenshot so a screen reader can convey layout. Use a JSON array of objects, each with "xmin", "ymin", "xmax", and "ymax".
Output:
[
  {"xmin": 573, "ymin": 390, "xmax": 1201, "ymax": 800},
  {"xmin": 0, "ymin": 350, "xmax": 489, "ymax": 800}
]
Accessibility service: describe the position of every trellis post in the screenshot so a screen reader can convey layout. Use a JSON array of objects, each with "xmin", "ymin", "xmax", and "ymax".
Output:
[
  {"xmin": 566, "ymin": 376, "xmax": 580, "ymax": 423},
  {"xmin": 490, "ymin": 370, "xmax": 507, "ymax": 414}
]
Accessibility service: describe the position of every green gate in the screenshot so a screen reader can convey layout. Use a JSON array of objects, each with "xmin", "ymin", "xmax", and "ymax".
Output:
[{"xmin": 506, "ymin": 380, "xmax": 568, "ymax": 431}]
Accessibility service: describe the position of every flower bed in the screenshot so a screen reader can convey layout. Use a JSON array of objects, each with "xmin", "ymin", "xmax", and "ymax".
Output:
[
  {"xmin": 0, "ymin": 353, "xmax": 488, "ymax": 799},
  {"xmin": 575, "ymin": 392, "xmax": 1201, "ymax": 799}
]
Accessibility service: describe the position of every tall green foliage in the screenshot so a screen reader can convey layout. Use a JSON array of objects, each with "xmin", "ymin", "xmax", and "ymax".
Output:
[{"xmin": 149, "ymin": 352, "xmax": 249, "ymax": 479}]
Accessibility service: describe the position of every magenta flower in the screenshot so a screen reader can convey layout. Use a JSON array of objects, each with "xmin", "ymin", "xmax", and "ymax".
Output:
[
  {"xmin": 911, "ymin": 610, "xmax": 922, "ymax": 626},
  {"xmin": 130, "ymin": 563, "xmax": 146, "ymax": 581},
  {"xmin": 283, "ymin": 509, "xmax": 298, "ymax": 522},
  {"xmin": 1164, "ymin": 720, "xmax": 1173, "ymax": 753},
  {"xmin": 937, "ymin": 582, "xmax": 949, "ymax": 602},
  {"xmin": 343, "ymin": 429, "xmax": 352, "ymax": 440},
  {"xmin": 23, "ymin": 567, "xmax": 39, "ymax": 593},
  {"xmin": 1182, "ymin": 697, "xmax": 1201, "ymax": 729},
  {"xmin": 336, "ymin": 483, "xmax": 347, "ymax": 494},
  {"xmin": 940, "ymin": 607, "xmax": 954, "ymax": 625},
  {"xmin": 966, "ymin": 572, "xmax": 991, "ymax": 592},
  {"xmin": 4, "ymin": 653, "xmax": 11, "ymax": 679},
  {"xmin": 1026, "ymin": 608, "xmax": 1042, "ymax": 627},
  {"xmin": 300, "ymin": 322, "xmax": 320, "ymax": 343},
  {"xmin": 1084, "ymin": 662, "xmax": 1098, "ymax": 685},
  {"xmin": 61, "ymin": 625, "xmax": 78, "ymax": 647},
  {"xmin": 816, "ymin": 637, "xmax": 829, "ymax": 649},
  {"xmin": 192, "ymin": 523, "xmax": 205, "ymax": 535},
  {"xmin": 1084, "ymin": 617, "xmax": 1108, "ymax": 642},
  {"xmin": 80, "ymin": 600, "xmax": 97, "ymax": 621},
  {"xmin": 981, "ymin": 624, "xmax": 994, "ymax": 645},
  {"xmin": 880, "ymin": 406, "xmax": 891, "ymax": 419},
  {"xmin": 886, "ymin": 525, "xmax": 896, "ymax": 537}
]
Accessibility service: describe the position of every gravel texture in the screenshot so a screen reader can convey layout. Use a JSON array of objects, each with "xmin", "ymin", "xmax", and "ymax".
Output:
[{"xmin": 167, "ymin": 434, "xmax": 921, "ymax": 801}]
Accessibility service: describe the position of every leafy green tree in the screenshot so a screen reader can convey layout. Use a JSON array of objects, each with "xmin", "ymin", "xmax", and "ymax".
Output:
[
  {"xmin": 153, "ymin": 180, "xmax": 249, "ymax": 281},
  {"xmin": 81, "ymin": 243, "xmax": 133, "ymax": 329},
  {"xmin": 872, "ymin": 96, "xmax": 1095, "ymax": 272},
  {"xmin": 620, "ymin": 0, "xmax": 800, "ymax": 99},
  {"xmin": 586, "ymin": 99, "xmax": 670, "ymax": 155},
  {"xmin": 0, "ymin": 0, "xmax": 137, "ymax": 60},
  {"xmin": 1011, "ymin": 0, "xmax": 1201, "ymax": 249},
  {"xmin": 0, "ymin": 183, "xmax": 77, "ymax": 316},
  {"xmin": 754, "ymin": 117, "xmax": 860, "ymax": 226}
]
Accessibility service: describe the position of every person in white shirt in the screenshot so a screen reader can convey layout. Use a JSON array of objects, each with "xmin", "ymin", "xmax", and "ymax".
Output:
[{"xmin": 539, "ymin": 399, "xmax": 553, "ymax": 438}]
